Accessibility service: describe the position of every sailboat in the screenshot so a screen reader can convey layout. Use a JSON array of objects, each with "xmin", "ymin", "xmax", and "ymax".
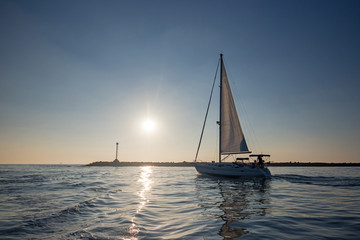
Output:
[{"xmin": 194, "ymin": 54, "xmax": 271, "ymax": 178}]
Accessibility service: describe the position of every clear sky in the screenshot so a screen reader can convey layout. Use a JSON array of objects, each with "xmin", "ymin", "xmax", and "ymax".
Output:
[{"xmin": 1, "ymin": 0, "xmax": 359, "ymax": 164}]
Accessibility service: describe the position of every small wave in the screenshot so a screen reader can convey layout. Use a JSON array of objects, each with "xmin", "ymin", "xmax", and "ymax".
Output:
[
  {"xmin": 68, "ymin": 182, "xmax": 85, "ymax": 188},
  {"xmin": 0, "ymin": 174, "xmax": 49, "ymax": 185},
  {"xmin": 27, "ymin": 198, "xmax": 95, "ymax": 228},
  {"xmin": 274, "ymin": 174, "xmax": 360, "ymax": 187},
  {"xmin": 67, "ymin": 229, "xmax": 97, "ymax": 240},
  {"xmin": 0, "ymin": 226, "xmax": 26, "ymax": 238},
  {"xmin": 87, "ymin": 187, "xmax": 107, "ymax": 193}
]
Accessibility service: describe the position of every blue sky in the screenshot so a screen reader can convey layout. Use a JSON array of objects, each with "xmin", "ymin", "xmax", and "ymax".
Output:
[{"xmin": 0, "ymin": 0, "xmax": 359, "ymax": 164}]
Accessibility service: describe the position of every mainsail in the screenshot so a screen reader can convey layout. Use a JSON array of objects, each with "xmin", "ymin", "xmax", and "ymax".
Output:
[{"xmin": 220, "ymin": 58, "xmax": 250, "ymax": 154}]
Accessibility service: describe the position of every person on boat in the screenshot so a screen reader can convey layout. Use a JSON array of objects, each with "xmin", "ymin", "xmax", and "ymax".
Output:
[{"xmin": 258, "ymin": 156, "xmax": 264, "ymax": 168}]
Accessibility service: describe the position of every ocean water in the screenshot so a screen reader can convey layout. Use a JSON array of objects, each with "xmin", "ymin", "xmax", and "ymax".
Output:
[{"xmin": 0, "ymin": 165, "xmax": 359, "ymax": 240}]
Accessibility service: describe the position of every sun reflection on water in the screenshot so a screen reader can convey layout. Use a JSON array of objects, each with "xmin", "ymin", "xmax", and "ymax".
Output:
[{"xmin": 124, "ymin": 166, "xmax": 153, "ymax": 240}]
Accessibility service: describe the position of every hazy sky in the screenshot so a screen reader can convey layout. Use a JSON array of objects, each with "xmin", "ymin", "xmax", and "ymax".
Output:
[{"xmin": 1, "ymin": 0, "xmax": 359, "ymax": 164}]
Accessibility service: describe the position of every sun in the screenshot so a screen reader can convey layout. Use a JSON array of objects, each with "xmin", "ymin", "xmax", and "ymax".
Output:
[{"xmin": 142, "ymin": 118, "xmax": 156, "ymax": 133}]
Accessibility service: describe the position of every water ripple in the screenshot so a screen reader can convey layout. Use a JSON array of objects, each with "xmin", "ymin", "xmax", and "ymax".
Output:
[{"xmin": 0, "ymin": 165, "xmax": 360, "ymax": 239}]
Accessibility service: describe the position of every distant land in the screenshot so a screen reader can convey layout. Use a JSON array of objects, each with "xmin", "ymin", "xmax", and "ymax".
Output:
[
  {"xmin": 86, "ymin": 160, "xmax": 194, "ymax": 167},
  {"xmin": 86, "ymin": 160, "xmax": 360, "ymax": 167}
]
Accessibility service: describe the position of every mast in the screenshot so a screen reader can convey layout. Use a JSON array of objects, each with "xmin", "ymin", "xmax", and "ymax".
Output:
[{"xmin": 219, "ymin": 53, "xmax": 223, "ymax": 163}]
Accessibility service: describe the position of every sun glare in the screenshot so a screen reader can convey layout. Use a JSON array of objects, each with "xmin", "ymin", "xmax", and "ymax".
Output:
[{"xmin": 142, "ymin": 118, "xmax": 156, "ymax": 133}]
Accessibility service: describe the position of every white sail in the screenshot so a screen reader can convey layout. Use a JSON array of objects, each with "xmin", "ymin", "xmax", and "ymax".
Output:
[{"xmin": 220, "ymin": 60, "xmax": 250, "ymax": 154}]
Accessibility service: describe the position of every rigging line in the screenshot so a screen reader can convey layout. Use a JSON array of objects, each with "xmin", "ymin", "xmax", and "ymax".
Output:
[
  {"xmin": 194, "ymin": 58, "xmax": 220, "ymax": 162},
  {"xmin": 226, "ymin": 67, "xmax": 263, "ymax": 153},
  {"xmin": 222, "ymin": 154, "xmax": 231, "ymax": 161},
  {"xmin": 238, "ymin": 92, "xmax": 263, "ymax": 153}
]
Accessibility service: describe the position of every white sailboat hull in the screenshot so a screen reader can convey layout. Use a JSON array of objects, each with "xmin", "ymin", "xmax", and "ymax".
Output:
[{"xmin": 195, "ymin": 163, "xmax": 271, "ymax": 178}]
